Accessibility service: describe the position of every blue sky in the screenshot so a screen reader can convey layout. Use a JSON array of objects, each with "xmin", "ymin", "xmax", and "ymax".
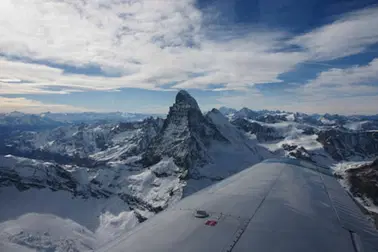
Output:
[{"xmin": 1, "ymin": 0, "xmax": 378, "ymax": 115}]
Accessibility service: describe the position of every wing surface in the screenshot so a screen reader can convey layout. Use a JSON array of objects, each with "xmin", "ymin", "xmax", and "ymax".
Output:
[{"xmin": 97, "ymin": 158, "xmax": 378, "ymax": 252}]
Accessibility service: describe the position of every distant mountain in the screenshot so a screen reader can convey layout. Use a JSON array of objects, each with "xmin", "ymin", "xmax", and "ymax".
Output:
[
  {"xmin": 218, "ymin": 106, "xmax": 237, "ymax": 116},
  {"xmin": 1, "ymin": 118, "xmax": 164, "ymax": 166},
  {"xmin": 0, "ymin": 111, "xmax": 62, "ymax": 127},
  {"xmin": 0, "ymin": 112, "xmax": 65, "ymax": 140},
  {"xmin": 0, "ymin": 111, "xmax": 161, "ymax": 128},
  {"xmin": 0, "ymin": 111, "xmax": 162, "ymax": 143},
  {"xmin": 40, "ymin": 111, "xmax": 163, "ymax": 123}
]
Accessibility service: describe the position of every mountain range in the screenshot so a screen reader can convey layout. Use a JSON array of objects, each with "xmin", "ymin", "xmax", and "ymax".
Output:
[{"xmin": 0, "ymin": 90, "xmax": 378, "ymax": 251}]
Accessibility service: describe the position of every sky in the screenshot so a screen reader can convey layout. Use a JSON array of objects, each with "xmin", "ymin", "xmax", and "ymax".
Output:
[{"xmin": 1, "ymin": 0, "xmax": 378, "ymax": 115}]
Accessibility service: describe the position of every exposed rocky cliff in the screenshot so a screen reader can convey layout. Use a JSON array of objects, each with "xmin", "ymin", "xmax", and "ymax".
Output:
[
  {"xmin": 142, "ymin": 90, "xmax": 229, "ymax": 172},
  {"xmin": 317, "ymin": 129, "xmax": 378, "ymax": 161}
]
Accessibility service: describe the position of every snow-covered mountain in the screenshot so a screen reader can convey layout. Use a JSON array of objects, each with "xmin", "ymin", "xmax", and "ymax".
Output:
[
  {"xmin": 0, "ymin": 91, "xmax": 272, "ymax": 251},
  {"xmin": 142, "ymin": 90, "xmax": 229, "ymax": 172},
  {"xmin": 40, "ymin": 112, "xmax": 162, "ymax": 124},
  {"xmin": 0, "ymin": 112, "xmax": 61, "ymax": 126},
  {"xmin": 0, "ymin": 111, "xmax": 159, "ymax": 126},
  {"xmin": 2, "ymin": 118, "xmax": 164, "ymax": 166},
  {"xmin": 1, "ymin": 92, "xmax": 378, "ymax": 251},
  {"xmin": 0, "ymin": 112, "xmax": 65, "ymax": 139}
]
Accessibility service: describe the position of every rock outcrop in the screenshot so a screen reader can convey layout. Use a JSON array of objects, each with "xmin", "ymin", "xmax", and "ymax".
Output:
[
  {"xmin": 347, "ymin": 159, "xmax": 378, "ymax": 205},
  {"xmin": 317, "ymin": 129, "xmax": 378, "ymax": 161},
  {"xmin": 231, "ymin": 118, "xmax": 284, "ymax": 142}
]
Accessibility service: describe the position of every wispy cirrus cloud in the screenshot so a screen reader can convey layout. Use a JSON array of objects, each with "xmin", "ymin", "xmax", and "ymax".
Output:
[
  {"xmin": 292, "ymin": 6, "xmax": 378, "ymax": 61},
  {"xmin": 297, "ymin": 58, "xmax": 378, "ymax": 98}
]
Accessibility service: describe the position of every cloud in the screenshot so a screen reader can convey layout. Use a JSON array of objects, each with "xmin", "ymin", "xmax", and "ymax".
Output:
[
  {"xmin": 0, "ymin": 96, "xmax": 92, "ymax": 113},
  {"xmin": 0, "ymin": 57, "xmax": 158, "ymax": 94},
  {"xmin": 217, "ymin": 57, "xmax": 378, "ymax": 114},
  {"xmin": 0, "ymin": 78, "xmax": 22, "ymax": 83},
  {"xmin": 292, "ymin": 6, "xmax": 378, "ymax": 60},
  {"xmin": 297, "ymin": 58, "xmax": 378, "ymax": 98},
  {"xmin": 0, "ymin": 0, "xmax": 307, "ymax": 94},
  {"xmin": 1, "ymin": 0, "xmax": 378, "ymax": 115}
]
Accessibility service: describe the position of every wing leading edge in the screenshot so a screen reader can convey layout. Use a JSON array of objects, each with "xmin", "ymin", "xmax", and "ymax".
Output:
[{"xmin": 97, "ymin": 158, "xmax": 378, "ymax": 252}]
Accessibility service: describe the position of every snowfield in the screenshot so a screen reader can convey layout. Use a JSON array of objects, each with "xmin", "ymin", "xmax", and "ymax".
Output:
[{"xmin": 0, "ymin": 187, "xmax": 138, "ymax": 251}]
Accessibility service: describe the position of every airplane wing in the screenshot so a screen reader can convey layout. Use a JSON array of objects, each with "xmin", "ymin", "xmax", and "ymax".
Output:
[{"xmin": 97, "ymin": 158, "xmax": 378, "ymax": 252}]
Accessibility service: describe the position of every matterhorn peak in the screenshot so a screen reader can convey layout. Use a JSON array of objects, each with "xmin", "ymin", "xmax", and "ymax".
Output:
[
  {"xmin": 175, "ymin": 90, "xmax": 200, "ymax": 111},
  {"xmin": 142, "ymin": 90, "xmax": 228, "ymax": 170}
]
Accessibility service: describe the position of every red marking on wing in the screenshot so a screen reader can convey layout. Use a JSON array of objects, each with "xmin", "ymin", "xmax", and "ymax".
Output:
[{"xmin": 205, "ymin": 220, "xmax": 218, "ymax": 226}]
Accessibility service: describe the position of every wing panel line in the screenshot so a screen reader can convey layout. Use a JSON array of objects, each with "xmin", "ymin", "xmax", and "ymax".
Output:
[{"xmin": 224, "ymin": 166, "xmax": 286, "ymax": 252}]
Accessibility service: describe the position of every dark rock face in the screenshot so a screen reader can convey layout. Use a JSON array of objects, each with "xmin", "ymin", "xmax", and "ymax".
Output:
[
  {"xmin": 255, "ymin": 114, "xmax": 287, "ymax": 123},
  {"xmin": 235, "ymin": 108, "xmax": 260, "ymax": 120},
  {"xmin": 322, "ymin": 113, "xmax": 348, "ymax": 125},
  {"xmin": 358, "ymin": 121, "xmax": 378, "ymax": 131},
  {"xmin": 0, "ymin": 146, "xmax": 100, "ymax": 167},
  {"xmin": 348, "ymin": 159, "xmax": 378, "ymax": 205},
  {"xmin": 282, "ymin": 144, "xmax": 298, "ymax": 152},
  {"xmin": 175, "ymin": 90, "xmax": 200, "ymax": 111},
  {"xmin": 0, "ymin": 160, "xmax": 109, "ymax": 199},
  {"xmin": 218, "ymin": 107, "xmax": 237, "ymax": 115},
  {"xmin": 0, "ymin": 155, "xmax": 170, "ymax": 214},
  {"xmin": 317, "ymin": 129, "xmax": 378, "ymax": 161},
  {"xmin": 231, "ymin": 118, "xmax": 284, "ymax": 142},
  {"xmin": 294, "ymin": 113, "xmax": 323, "ymax": 126},
  {"xmin": 142, "ymin": 90, "xmax": 228, "ymax": 171},
  {"xmin": 302, "ymin": 126, "xmax": 317, "ymax": 135},
  {"xmin": 288, "ymin": 146, "xmax": 312, "ymax": 162}
]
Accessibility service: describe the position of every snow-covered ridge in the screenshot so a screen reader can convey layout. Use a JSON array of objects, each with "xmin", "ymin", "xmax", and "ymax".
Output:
[
  {"xmin": 0, "ymin": 155, "xmax": 185, "ymax": 251},
  {"xmin": 0, "ymin": 111, "xmax": 161, "ymax": 125},
  {"xmin": 2, "ymin": 118, "xmax": 164, "ymax": 165}
]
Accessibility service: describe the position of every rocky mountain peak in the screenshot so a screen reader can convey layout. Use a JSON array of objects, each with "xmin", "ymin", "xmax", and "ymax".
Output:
[
  {"xmin": 175, "ymin": 90, "xmax": 200, "ymax": 111},
  {"xmin": 210, "ymin": 108, "xmax": 221, "ymax": 114},
  {"xmin": 142, "ymin": 90, "xmax": 228, "ymax": 171}
]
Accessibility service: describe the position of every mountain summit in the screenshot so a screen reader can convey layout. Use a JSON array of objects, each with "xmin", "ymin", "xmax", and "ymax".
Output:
[
  {"xmin": 142, "ymin": 90, "xmax": 228, "ymax": 173},
  {"xmin": 175, "ymin": 90, "xmax": 200, "ymax": 111}
]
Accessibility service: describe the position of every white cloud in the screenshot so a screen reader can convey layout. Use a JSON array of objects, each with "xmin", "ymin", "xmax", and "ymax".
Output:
[
  {"xmin": 1, "ymin": 1, "xmax": 378, "ymax": 114},
  {"xmin": 0, "ymin": 57, "xmax": 159, "ymax": 94},
  {"xmin": 217, "ymin": 57, "xmax": 378, "ymax": 114},
  {"xmin": 292, "ymin": 6, "xmax": 378, "ymax": 60},
  {"xmin": 0, "ymin": 96, "xmax": 92, "ymax": 113},
  {"xmin": 258, "ymin": 58, "xmax": 378, "ymax": 115},
  {"xmin": 306, "ymin": 58, "xmax": 378, "ymax": 88},
  {"xmin": 297, "ymin": 58, "xmax": 378, "ymax": 98},
  {"xmin": 0, "ymin": 0, "xmax": 307, "ymax": 94}
]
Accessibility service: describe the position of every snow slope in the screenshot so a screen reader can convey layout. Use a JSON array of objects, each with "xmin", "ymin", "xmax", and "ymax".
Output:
[
  {"xmin": 0, "ymin": 187, "xmax": 138, "ymax": 251},
  {"xmin": 0, "ymin": 155, "xmax": 185, "ymax": 251}
]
